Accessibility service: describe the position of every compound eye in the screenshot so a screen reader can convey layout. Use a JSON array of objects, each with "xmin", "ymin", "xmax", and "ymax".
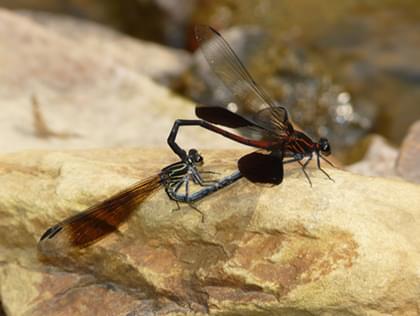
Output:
[
  {"xmin": 188, "ymin": 149, "xmax": 198, "ymax": 156},
  {"xmin": 318, "ymin": 138, "xmax": 329, "ymax": 151}
]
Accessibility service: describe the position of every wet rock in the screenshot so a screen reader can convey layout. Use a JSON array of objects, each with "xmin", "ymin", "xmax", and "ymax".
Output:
[
  {"xmin": 0, "ymin": 9, "xmax": 239, "ymax": 152},
  {"xmin": 397, "ymin": 120, "xmax": 420, "ymax": 184},
  {"xmin": 346, "ymin": 134, "xmax": 398, "ymax": 177},
  {"xmin": 1, "ymin": 148, "xmax": 419, "ymax": 315}
]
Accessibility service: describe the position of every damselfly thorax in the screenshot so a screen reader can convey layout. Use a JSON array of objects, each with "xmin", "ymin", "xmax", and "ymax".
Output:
[
  {"xmin": 167, "ymin": 25, "xmax": 335, "ymax": 186},
  {"xmin": 38, "ymin": 149, "xmax": 242, "ymax": 251}
]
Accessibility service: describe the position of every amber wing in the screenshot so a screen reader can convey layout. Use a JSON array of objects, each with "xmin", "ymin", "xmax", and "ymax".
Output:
[{"xmin": 39, "ymin": 175, "xmax": 161, "ymax": 249}]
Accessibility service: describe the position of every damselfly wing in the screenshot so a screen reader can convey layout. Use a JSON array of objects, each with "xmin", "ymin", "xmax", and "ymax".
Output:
[
  {"xmin": 168, "ymin": 25, "xmax": 334, "ymax": 186},
  {"xmin": 39, "ymin": 150, "xmax": 242, "ymax": 252}
]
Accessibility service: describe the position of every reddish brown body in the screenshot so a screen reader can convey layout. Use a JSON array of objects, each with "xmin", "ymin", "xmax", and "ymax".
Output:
[{"xmin": 167, "ymin": 25, "xmax": 333, "ymax": 185}]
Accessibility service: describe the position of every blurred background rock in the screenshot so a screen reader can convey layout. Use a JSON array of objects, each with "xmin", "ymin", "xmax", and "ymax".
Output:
[{"xmin": 0, "ymin": 0, "xmax": 419, "ymax": 176}]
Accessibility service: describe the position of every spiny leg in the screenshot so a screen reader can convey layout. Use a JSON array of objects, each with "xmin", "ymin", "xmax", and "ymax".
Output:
[
  {"xmin": 188, "ymin": 203, "xmax": 205, "ymax": 223},
  {"xmin": 184, "ymin": 174, "xmax": 190, "ymax": 198},
  {"xmin": 317, "ymin": 154, "xmax": 335, "ymax": 182},
  {"xmin": 321, "ymin": 155, "xmax": 336, "ymax": 168},
  {"xmin": 299, "ymin": 156, "xmax": 313, "ymax": 187},
  {"xmin": 190, "ymin": 166, "xmax": 218, "ymax": 186},
  {"xmin": 170, "ymin": 175, "xmax": 190, "ymax": 211},
  {"xmin": 185, "ymin": 171, "xmax": 211, "ymax": 222},
  {"xmin": 172, "ymin": 200, "xmax": 181, "ymax": 212},
  {"xmin": 185, "ymin": 175, "xmax": 206, "ymax": 222},
  {"xmin": 197, "ymin": 177, "xmax": 220, "ymax": 185},
  {"xmin": 283, "ymin": 153, "xmax": 304, "ymax": 165},
  {"xmin": 171, "ymin": 199, "xmax": 205, "ymax": 223},
  {"xmin": 282, "ymin": 154, "xmax": 313, "ymax": 186},
  {"xmin": 198, "ymin": 170, "xmax": 221, "ymax": 183},
  {"xmin": 176, "ymin": 174, "xmax": 206, "ymax": 222}
]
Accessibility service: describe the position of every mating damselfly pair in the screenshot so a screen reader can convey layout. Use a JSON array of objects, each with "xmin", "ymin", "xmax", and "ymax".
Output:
[{"xmin": 39, "ymin": 25, "xmax": 333, "ymax": 250}]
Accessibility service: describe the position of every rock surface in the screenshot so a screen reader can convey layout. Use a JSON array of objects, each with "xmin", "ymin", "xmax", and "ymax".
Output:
[
  {"xmin": 397, "ymin": 120, "xmax": 420, "ymax": 184},
  {"xmin": 1, "ymin": 148, "xmax": 420, "ymax": 316},
  {"xmin": 19, "ymin": 10, "xmax": 192, "ymax": 86},
  {"xmin": 0, "ymin": 9, "xmax": 239, "ymax": 152},
  {"xmin": 346, "ymin": 134, "xmax": 399, "ymax": 177}
]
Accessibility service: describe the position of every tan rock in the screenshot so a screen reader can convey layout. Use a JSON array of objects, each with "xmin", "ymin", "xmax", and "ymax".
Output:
[
  {"xmin": 0, "ymin": 9, "xmax": 239, "ymax": 152},
  {"xmin": 346, "ymin": 135, "xmax": 398, "ymax": 177},
  {"xmin": 19, "ymin": 10, "xmax": 192, "ymax": 85},
  {"xmin": 1, "ymin": 149, "xmax": 420, "ymax": 316},
  {"xmin": 397, "ymin": 120, "xmax": 420, "ymax": 184}
]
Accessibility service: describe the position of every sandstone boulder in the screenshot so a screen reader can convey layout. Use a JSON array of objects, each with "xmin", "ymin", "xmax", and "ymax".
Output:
[
  {"xmin": 397, "ymin": 120, "xmax": 420, "ymax": 184},
  {"xmin": 19, "ymin": 10, "xmax": 192, "ymax": 86},
  {"xmin": 346, "ymin": 135, "xmax": 398, "ymax": 177},
  {"xmin": 0, "ymin": 9, "xmax": 239, "ymax": 152},
  {"xmin": 0, "ymin": 149, "xmax": 419, "ymax": 315}
]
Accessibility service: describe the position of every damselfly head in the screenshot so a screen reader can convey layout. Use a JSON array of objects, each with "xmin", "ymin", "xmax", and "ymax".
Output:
[
  {"xmin": 187, "ymin": 149, "xmax": 204, "ymax": 166},
  {"xmin": 318, "ymin": 138, "xmax": 331, "ymax": 156}
]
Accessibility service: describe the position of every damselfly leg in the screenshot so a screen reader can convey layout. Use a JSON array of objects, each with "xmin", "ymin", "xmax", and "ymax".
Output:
[
  {"xmin": 165, "ymin": 157, "xmax": 242, "ymax": 222},
  {"xmin": 317, "ymin": 154, "xmax": 335, "ymax": 183},
  {"xmin": 166, "ymin": 25, "xmax": 335, "ymax": 186}
]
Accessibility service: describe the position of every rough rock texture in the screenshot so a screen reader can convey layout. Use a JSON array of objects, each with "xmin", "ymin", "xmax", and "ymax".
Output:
[
  {"xmin": 1, "ymin": 149, "xmax": 420, "ymax": 316},
  {"xmin": 0, "ymin": 9, "xmax": 239, "ymax": 152},
  {"xmin": 397, "ymin": 120, "xmax": 420, "ymax": 184}
]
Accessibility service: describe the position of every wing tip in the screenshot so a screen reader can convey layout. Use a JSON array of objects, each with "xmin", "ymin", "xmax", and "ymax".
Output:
[
  {"xmin": 194, "ymin": 24, "xmax": 221, "ymax": 40},
  {"xmin": 208, "ymin": 25, "xmax": 221, "ymax": 36},
  {"xmin": 39, "ymin": 224, "xmax": 63, "ymax": 241}
]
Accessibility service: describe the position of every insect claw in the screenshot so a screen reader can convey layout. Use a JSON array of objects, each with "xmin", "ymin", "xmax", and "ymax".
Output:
[{"xmin": 172, "ymin": 201, "xmax": 181, "ymax": 213}]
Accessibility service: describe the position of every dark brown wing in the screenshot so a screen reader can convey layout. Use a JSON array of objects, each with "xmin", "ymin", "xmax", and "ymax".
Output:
[
  {"xmin": 39, "ymin": 175, "xmax": 161, "ymax": 250},
  {"xmin": 196, "ymin": 106, "xmax": 282, "ymax": 143},
  {"xmin": 238, "ymin": 152, "xmax": 283, "ymax": 184},
  {"xmin": 196, "ymin": 106, "xmax": 253, "ymax": 128},
  {"xmin": 195, "ymin": 25, "xmax": 290, "ymax": 137}
]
